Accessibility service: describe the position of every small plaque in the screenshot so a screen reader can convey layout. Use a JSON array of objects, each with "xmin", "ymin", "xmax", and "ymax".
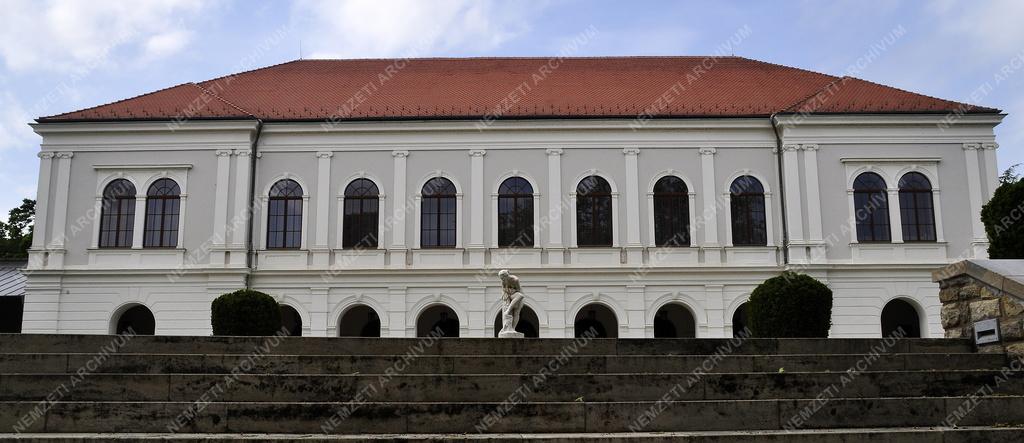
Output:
[{"xmin": 974, "ymin": 318, "xmax": 1000, "ymax": 345}]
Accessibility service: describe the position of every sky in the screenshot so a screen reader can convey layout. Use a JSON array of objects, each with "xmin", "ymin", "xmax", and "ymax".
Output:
[{"xmin": 0, "ymin": 0, "xmax": 1022, "ymax": 220}]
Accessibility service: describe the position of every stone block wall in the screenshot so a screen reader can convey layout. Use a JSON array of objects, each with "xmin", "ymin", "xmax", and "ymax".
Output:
[{"xmin": 935, "ymin": 260, "xmax": 1024, "ymax": 356}]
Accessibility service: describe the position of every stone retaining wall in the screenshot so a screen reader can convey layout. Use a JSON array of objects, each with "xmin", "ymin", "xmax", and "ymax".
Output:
[{"xmin": 934, "ymin": 259, "xmax": 1024, "ymax": 356}]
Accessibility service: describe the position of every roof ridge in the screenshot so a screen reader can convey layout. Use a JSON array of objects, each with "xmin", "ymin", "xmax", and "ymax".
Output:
[
  {"xmin": 842, "ymin": 75, "xmax": 1001, "ymax": 113},
  {"xmin": 780, "ymin": 76, "xmax": 852, "ymax": 113},
  {"xmin": 37, "ymin": 82, "xmax": 197, "ymax": 121},
  {"xmin": 289, "ymin": 55, "xmax": 748, "ymax": 62},
  {"xmin": 187, "ymin": 83, "xmax": 256, "ymax": 119},
  {"xmin": 196, "ymin": 59, "xmax": 304, "ymax": 89},
  {"xmin": 733, "ymin": 56, "xmax": 840, "ymax": 82}
]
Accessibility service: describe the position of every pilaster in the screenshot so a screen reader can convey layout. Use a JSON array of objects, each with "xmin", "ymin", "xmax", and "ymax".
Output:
[
  {"xmin": 545, "ymin": 148, "xmax": 565, "ymax": 265},
  {"xmin": 699, "ymin": 147, "xmax": 721, "ymax": 265},
  {"xmin": 467, "ymin": 285, "xmax": 487, "ymax": 336},
  {"xmin": 468, "ymin": 149, "xmax": 487, "ymax": 265},
  {"xmin": 962, "ymin": 143, "xmax": 988, "ymax": 258},
  {"xmin": 705, "ymin": 284, "xmax": 725, "ymax": 338},
  {"xmin": 211, "ymin": 149, "xmax": 233, "ymax": 265},
  {"xmin": 623, "ymin": 148, "xmax": 643, "ymax": 264},
  {"xmin": 546, "ymin": 285, "xmax": 567, "ymax": 337},
  {"xmin": 389, "ymin": 150, "xmax": 409, "ymax": 267},
  {"xmin": 387, "ymin": 285, "xmax": 408, "ymax": 337},
  {"xmin": 781, "ymin": 144, "xmax": 807, "ymax": 263},
  {"xmin": 228, "ymin": 149, "xmax": 252, "ymax": 266},
  {"xmin": 626, "ymin": 284, "xmax": 645, "ymax": 338},
  {"xmin": 310, "ymin": 287, "xmax": 329, "ymax": 337},
  {"xmin": 312, "ymin": 151, "xmax": 333, "ymax": 266},
  {"xmin": 29, "ymin": 152, "xmax": 54, "ymax": 268}
]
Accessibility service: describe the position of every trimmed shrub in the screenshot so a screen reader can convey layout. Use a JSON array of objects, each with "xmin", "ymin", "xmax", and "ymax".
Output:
[
  {"xmin": 211, "ymin": 289, "xmax": 281, "ymax": 336},
  {"xmin": 981, "ymin": 177, "xmax": 1024, "ymax": 259},
  {"xmin": 747, "ymin": 271, "xmax": 833, "ymax": 337}
]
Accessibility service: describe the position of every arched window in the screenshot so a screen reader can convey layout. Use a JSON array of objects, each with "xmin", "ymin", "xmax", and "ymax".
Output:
[
  {"xmin": 114, "ymin": 305, "xmax": 154, "ymax": 335},
  {"xmin": 267, "ymin": 179, "xmax": 303, "ymax": 249},
  {"xmin": 574, "ymin": 303, "xmax": 617, "ymax": 338},
  {"xmin": 576, "ymin": 176, "xmax": 612, "ymax": 247},
  {"xmin": 881, "ymin": 299, "xmax": 921, "ymax": 338},
  {"xmin": 144, "ymin": 178, "xmax": 180, "ymax": 248},
  {"xmin": 99, "ymin": 179, "xmax": 137, "ymax": 248},
  {"xmin": 653, "ymin": 176, "xmax": 690, "ymax": 247},
  {"xmin": 730, "ymin": 176, "xmax": 767, "ymax": 246},
  {"xmin": 417, "ymin": 304, "xmax": 459, "ymax": 337},
  {"xmin": 343, "ymin": 178, "xmax": 380, "ymax": 249},
  {"xmin": 280, "ymin": 305, "xmax": 302, "ymax": 337},
  {"xmin": 898, "ymin": 172, "xmax": 936, "ymax": 242},
  {"xmin": 339, "ymin": 305, "xmax": 382, "ymax": 337},
  {"xmin": 853, "ymin": 172, "xmax": 890, "ymax": 242},
  {"xmin": 421, "ymin": 177, "xmax": 457, "ymax": 248},
  {"xmin": 498, "ymin": 177, "xmax": 534, "ymax": 247}
]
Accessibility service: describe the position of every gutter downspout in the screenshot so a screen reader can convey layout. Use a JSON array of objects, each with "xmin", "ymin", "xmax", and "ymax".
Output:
[
  {"xmin": 244, "ymin": 119, "xmax": 264, "ymax": 289},
  {"xmin": 769, "ymin": 113, "xmax": 790, "ymax": 266}
]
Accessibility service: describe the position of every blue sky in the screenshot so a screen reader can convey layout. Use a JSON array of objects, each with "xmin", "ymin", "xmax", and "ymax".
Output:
[{"xmin": 1, "ymin": 0, "xmax": 1022, "ymax": 220}]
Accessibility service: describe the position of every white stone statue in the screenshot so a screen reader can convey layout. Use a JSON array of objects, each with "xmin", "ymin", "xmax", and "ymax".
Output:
[{"xmin": 498, "ymin": 269, "xmax": 525, "ymax": 338}]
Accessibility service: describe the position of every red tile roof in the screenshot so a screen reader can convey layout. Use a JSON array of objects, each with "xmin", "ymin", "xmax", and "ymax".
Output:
[{"xmin": 37, "ymin": 57, "xmax": 999, "ymax": 122}]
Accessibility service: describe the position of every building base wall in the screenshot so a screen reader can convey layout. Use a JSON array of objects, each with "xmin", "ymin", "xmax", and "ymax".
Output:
[{"xmin": 21, "ymin": 266, "xmax": 943, "ymax": 338}]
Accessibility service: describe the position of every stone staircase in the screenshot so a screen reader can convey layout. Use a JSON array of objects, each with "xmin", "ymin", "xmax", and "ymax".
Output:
[{"xmin": 0, "ymin": 334, "xmax": 1022, "ymax": 441}]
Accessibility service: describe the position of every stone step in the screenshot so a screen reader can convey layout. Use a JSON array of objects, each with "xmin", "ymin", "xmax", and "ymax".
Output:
[
  {"xmin": 2, "ymin": 398, "xmax": 1022, "ymax": 434},
  {"xmin": 0, "ymin": 335, "xmax": 973, "ymax": 356},
  {"xmin": 0, "ymin": 352, "xmax": 1005, "ymax": 375},
  {"xmin": 2, "ymin": 428, "xmax": 1023, "ymax": 442},
  {"xmin": 3, "ymin": 371, "xmax": 1022, "ymax": 403}
]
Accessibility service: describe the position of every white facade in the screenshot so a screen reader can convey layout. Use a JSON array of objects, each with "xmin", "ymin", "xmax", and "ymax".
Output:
[{"xmin": 22, "ymin": 114, "xmax": 1004, "ymax": 338}]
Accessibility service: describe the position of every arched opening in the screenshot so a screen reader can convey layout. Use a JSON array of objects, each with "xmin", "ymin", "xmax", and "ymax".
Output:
[
  {"xmin": 881, "ymin": 299, "xmax": 922, "ymax": 338},
  {"xmin": 574, "ymin": 303, "xmax": 617, "ymax": 338},
  {"xmin": 0, "ymin": 296, "xmax": 23, "ymax": 333},
  {"xmin": 417, "ymin": 304, "xmax": 459, "ymax": 337},
  {"xmin": 114, "ymin": 305, "xmax": 155, "ymax": 335},
  {"xmin": 732, "ymin": 302, "xmax": 749, "ymax": 338},
  {"xmin": 492, "ymin": 305, "xmax": 540, "ymax": 338},
  {"xmin": 280, "ymin": 305, "xmax": 302, "ymax": 336},
  {"xmin": 338, "ymin": 305, "xmax": 381, "ymax": 337},
  {"xmin": 654, "ymin": 303, "xmax": 696, "ymax": 338}
]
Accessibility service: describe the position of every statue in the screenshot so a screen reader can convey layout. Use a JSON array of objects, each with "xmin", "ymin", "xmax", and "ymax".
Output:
[{"xmin": 498, "ymin": 269, "xmax": 525, "ymax": 338}]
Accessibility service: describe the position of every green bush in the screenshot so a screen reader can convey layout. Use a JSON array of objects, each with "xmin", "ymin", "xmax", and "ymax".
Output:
[
  {"xmin": 981, "ymin": 177, "xmax": 1024, "ymax": 259},
  {"xmin": 211, "ymin": 289, "xmax": 281, "ymax": 336},
  {"xmin": 747, "ymin": 271, "xmax": 833, "ymax": 337}
]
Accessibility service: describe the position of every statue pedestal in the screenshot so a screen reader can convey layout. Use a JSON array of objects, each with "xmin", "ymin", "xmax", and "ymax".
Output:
[{"xmin": 498, "ymin": 331, "xmax": 524, "ymax": 338}]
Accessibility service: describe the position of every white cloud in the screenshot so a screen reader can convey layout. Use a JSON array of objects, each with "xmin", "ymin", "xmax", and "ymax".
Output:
[
  {"xmin": 0, "ymin": 92, "xmax": 33, "ymax": 152},
  {"xmin": 929, "ymin": 0, "xmax": 1024, "ymax": 59},
  {"xmin": 292, "ymin": 0, "xmax": 544, "ymax": 58},
  {"xmin": 0, "ymin": 0, "xmax": 206, "ymax": 72},
  {"xmin": 142, "ymin": 29, "xmax": 195, "ymax": 61}
]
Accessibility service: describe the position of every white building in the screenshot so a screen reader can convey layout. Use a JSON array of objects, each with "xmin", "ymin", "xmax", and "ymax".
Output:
[{"xmin": 22, "ymin": 57, "xmax": 1004, "ymax": 338}]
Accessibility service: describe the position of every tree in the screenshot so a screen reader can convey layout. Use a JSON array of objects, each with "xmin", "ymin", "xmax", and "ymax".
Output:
[
  {"xmin": 982, "ymin": 166, "xmax": 1024, "ymax": 258},
  {"xmin": 747, "ymin": 271, "xmax": 833, "ymax": 337},
  {"xmin": 0, "ymin": 199, "xmax": 34, "ymax": 259}
]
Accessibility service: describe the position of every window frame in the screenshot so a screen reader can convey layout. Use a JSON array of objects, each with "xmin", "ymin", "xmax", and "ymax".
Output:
[
  {"xmin": 652, "ymin": 175, "xmax": 691, "ymax": 247},
  {"xmin": 342, "ymin": 178, "xmax": 380, "ymax": 249},
  {"xmin": 497, "ymin": 177, "xmax": 535, "ymax": 248},
  {"xmin": 852, "ymin": 172, "xmax": 892, "ymax": 243},
  {"xmin": 266, "ymin": 179, "xmax": 304, "ymax": 249},
  {"xmin": 729, "ymin": 176, "xmax": 768, "ymax": 247},
  {"xmin": 575, "ymin": 175, "xmax": 614, "ymax": 247},
  {"xmin": 898, "ymin": 172, "xmax": 937, "ymax": 243},
  {"xmin": 143, "ymin": 178, "xmax": 181, "ymax": 248},
  {"xmin": 98, "ymin": 179, "xmax": 137, "ymax": 249},
  {"xmin": 420, "ymin": 177, "xmax": 458, "ymax": 249}
]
